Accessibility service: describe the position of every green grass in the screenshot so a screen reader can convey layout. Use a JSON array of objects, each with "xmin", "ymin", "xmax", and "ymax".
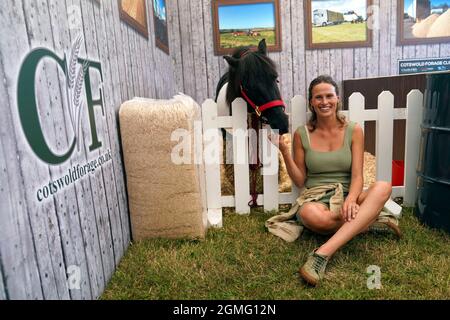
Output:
[
  {"xmin": 102, "ymin": 207, "xmax": 450, "ymax": 300},
  {"xmin": 220, "ymin": 30, "xmax": 276, "ymax": 48},
  {"xmin": 312, "ymin": 22, "xmax": 367, "ymax": 43}
]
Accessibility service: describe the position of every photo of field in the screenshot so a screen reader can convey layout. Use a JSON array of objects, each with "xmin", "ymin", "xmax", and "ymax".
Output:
[
  {"xmin": 403, "ymin": 0, "xmax": 450, "ymax": 39},
  {"xmin": 219, "ymin": 29, "xmax": 276, "ymax": 48},
  {"xmin": 218, "ymin": 2, "xmax": 277, "ymax": 49},
  {"xmin": 312, "ymin": 22, "xmax": 367, "ymax": 43},
  {"xmin": 310, "ymin": 0, "xmax": 368, "ymax": 44}
]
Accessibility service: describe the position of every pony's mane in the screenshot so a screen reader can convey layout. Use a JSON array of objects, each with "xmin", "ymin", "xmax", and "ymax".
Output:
[{"xmin": 226, "ymin": 47, "xmax": 278, "ymax": 106}]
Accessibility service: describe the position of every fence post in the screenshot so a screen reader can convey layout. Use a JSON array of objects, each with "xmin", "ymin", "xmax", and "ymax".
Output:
[
  {"xmin": 202, "ymin": 99, "xmax": 223, "ymax": 227},
  {"xmin": 376, "ymin": 91, "xmax": 394, "ymax": 183},
  {"xmin": 232, "ymin": 98, "xmax": 251, "ymax": 214},
  {"xmin": 348, "ymin": 92, "xmax": 366, "ymax": 133},
  {"xmin": 262, "ymin": 126, "xmax": 279, "ymax": 211},
  {"xmin": 404, "ymin": 90, "xmax": 423, "ymax": 207},
  {"xmin": 290, "ymin": 95, "xmax": 307, "ymax": 202}
]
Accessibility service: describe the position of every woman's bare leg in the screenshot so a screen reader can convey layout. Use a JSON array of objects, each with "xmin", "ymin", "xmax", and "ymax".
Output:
[
  {"xmin": 315, "ymin": 181, "xmax": 392, "ymax": 257},
  {"xmin": 298, "ymin": 202, "xmax": 344, "ymax": 235}
]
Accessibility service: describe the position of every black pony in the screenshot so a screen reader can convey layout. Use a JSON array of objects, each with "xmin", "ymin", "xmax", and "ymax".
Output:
[{"xmin": 215, "ymin": 39, "xmax": 289, "ymax": 135}]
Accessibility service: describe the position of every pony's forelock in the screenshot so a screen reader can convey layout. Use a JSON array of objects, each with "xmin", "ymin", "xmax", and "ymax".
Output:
[{"xmin": 226, "ymin": 49, "xmax": 278, "ymax": 106}]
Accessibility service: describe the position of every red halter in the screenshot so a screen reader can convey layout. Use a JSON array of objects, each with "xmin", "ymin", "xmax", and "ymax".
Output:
[{"xmin": 240, "ymin": 85, "xmax": 285, "ymax": 117}]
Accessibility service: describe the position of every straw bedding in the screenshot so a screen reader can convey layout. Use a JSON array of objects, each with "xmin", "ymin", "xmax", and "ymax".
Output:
[{"xmin": 119, "ymin": 95, "xmax": 207, "ymax": 240}]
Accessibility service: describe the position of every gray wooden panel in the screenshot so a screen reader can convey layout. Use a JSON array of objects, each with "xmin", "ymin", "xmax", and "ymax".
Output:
[
  {"xmin": 78, "ymin": 0, "xmax": 117, "ymax": 283},
  {"xmin": 441, "ymin": 43, "xmax": 450, "ymax": 56},
  {"xmin": 191, "ymin": 0, "xmax": 208, "ymax": 103},
  {"xmin": 378, "ymin": 0, "xmax": 389, "ymax": 76},
  {"xmin": 202, "ymin": 0, "xmax": 220, "ymax": 99},
  {"xmin": 110, "ymin": 0, "xmax": 130, "ymax": 101},
  {"xmin": 178, "ymin": 0, "xmax": 195, "ymax": 99},
  {"xmin": 148, "ymin": 3, "xmax": 161, "ymax": 99},
  {"xmin": 67, "ymin": 0, "xmax": 110, "ymax": 297},
  {"xmin": 0, "ymin": 252, "xmax": 6, "ymax": 300},
  {"xmin": 1, "ymin": 0, "xmax": 52, "ymax": 300},
  {"xmin": 427, "ymin": 44, "xmax": 440, "ymax": 57},
  {"xmin": 389, "ymin": 0, "xmax": 402, "ymax": 75},
  {"xmin": 61, "ymin": 0, "xmax": 107, "ymax": 299},
  {"xmin": 167, "ymin": 0, "xmax": 184, "ymax": 94},
  {"xmin": 291, "ymin": 0, "xmax": 306, "ymax": 100},
  {"xmin": 91, "ymin": 0, "xmax": 126, "ymax": 268},
  {"xmin": 279, "ymin": 0, "xmax": 293, "ymax": 102},
  {"xmin": 32, "ymin": 0, "xmax": 93, "ymax": 300},
  {"xmin": 367, "ymin": 0, "xmax": 379, "ymax": 78},
  {"xmin": 305, "ymin": 50, "xmax": 318, "ymax": 97},
  {"xmin": 103, "ymin": 0, "xmax": 131, "ymax": 253},
  {"xmin": 355, "ymin": 48, "xmax": 367, "ymax": 79}
]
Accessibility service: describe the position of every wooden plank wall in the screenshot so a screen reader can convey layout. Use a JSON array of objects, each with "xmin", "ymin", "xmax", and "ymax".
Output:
[
  {"xmin": 170, "ymin": 0, "xmax": 450, "ymax": 111},
  {"xmin": 1, "ymin": 0, "xmax": 450, "ymax": 300},
  {"xmin": 0, "ymin": 0, "xmax": 177, "ymax": 300}
]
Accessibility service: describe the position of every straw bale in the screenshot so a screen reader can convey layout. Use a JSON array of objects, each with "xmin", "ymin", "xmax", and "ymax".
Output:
[
  {"xmin": 119, "ymin": 95, "xmax": 206, "ymax": 240},
  {"xmin": 412, "ymin": 14, "xmax": 439, "ymax": 37},
  {"xmin": 427, "ymin": 10, "xmax": 450, "ymax": 37}
]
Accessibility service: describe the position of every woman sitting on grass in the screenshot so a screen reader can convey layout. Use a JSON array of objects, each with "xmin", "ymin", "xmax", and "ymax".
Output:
[{"xmin": 272, "ymin": 75, "xmax": 401, "ymax": 286}]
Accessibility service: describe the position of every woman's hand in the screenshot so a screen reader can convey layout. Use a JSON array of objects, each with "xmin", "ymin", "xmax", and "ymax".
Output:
[
  {"xmin": 341, "ymin": 197, "xmax": 360, "ymax": 222},
  {"xmin": 268, "ymin": 133, "xmax": 290, "ymax": 155}
]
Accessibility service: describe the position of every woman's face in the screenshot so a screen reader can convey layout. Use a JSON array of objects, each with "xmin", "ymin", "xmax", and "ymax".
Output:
[{"xmin": 310, "ymin": 83, "xmax": 340, "ymax": 118}]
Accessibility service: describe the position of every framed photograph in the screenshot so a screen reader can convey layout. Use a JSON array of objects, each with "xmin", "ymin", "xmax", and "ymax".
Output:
[
  {"xmin": 212, "ymin": 0, "xmax": 282, "ymax": 55},
  {"xmin": 305, "ymin": 0, "xmax": 372, "ymax": 49},
  {"xmin": 153, "ymin": 0, "xmax": 169, "ymax": 54},
  {"xmin": 397, "ymin": 0, "xmax": 450, "ymax": 45},
  {"xmin": 118, "ymin": 0, "xmax": 149, "ymax": 39}
]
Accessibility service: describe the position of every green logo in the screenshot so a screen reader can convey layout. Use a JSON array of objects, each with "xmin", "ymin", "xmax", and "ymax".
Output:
[{"xmin": 17, "ymin": 36, "xmax": 104, "ymax": 165}]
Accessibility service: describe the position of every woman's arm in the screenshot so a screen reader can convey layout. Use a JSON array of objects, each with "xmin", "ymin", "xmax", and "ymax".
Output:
[
  {"xmin": 342, "ymin": 123, "xmax": 364, "ymax": 221},
  {"xmin": 277, "ymin": 131, "xmax": 307, "ymax": 188}
]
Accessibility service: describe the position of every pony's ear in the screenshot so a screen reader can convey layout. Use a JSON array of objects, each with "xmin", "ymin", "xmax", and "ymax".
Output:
[
  {"xmin": 224, "ymin": 56, "xmax": 239, "ymax": 68},
  {"xmin": 258, "ymin": 39, "xmax": 267, "ymax": 55}
]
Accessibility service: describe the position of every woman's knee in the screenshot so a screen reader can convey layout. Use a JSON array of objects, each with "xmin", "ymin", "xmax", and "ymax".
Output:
[
  {"xmin": 299, "ymin": 203, "xmax": 336, "ymax": 232},
  {"xmin": 371, "ymin": 181, "xmax": 392, "ymax": 200}
]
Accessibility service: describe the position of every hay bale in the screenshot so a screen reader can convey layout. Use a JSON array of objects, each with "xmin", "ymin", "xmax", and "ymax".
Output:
[
  {"xmin": 427, "ymin": 10, "xmax": 450, "ymax": 37},
  {"xmin": 364, "ymin": 151, "xmax": 376, "ymax": 188},
  {"xmin": 119, "ymin": 95, "xmax": 207, "ymax": 240},
  {"xmin": 412, "ymin": 14, "xmax": 439, "ymax": 37},
  {"xmin": 220, "ymin": 133, "xmax": 292, "ymax": 196}
]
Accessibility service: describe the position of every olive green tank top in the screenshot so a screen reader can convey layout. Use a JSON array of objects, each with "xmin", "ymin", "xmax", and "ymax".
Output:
[{"xmin": 297, "ymin": 122, "xmax": 355, "ymax": 192}]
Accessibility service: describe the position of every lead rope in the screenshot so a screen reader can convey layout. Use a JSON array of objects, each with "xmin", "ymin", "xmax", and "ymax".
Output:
[{"xmin": 248, "ymin": 113, "xmax": 262, "ymax": 208}]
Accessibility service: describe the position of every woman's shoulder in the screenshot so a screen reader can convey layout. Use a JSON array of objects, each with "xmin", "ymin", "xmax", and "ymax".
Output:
[{"xmin": 344, "ymin": 121, "xmax": 362, "ymax": 132}]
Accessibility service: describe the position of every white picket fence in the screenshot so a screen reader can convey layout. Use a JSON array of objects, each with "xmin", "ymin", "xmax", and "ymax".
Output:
[{"xmin": 201, "ymin": 90, "xmax": 424, "ymax": 227}]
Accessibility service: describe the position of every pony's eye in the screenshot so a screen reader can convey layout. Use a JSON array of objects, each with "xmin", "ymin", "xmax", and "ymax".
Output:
[{"xmin": 276, "ymin": 79, "xmax": 280, "ymax": 83}]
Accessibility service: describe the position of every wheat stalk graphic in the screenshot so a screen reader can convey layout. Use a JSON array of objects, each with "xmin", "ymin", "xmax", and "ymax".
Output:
[{"xmin": 65, "ymin": 35, "xmax": 88, "ymax": 151}]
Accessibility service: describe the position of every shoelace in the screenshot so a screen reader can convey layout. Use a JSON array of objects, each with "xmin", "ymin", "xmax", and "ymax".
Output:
[{"xmin": 312, "ymin": 254, "xmax": 328, "ymax": 273}]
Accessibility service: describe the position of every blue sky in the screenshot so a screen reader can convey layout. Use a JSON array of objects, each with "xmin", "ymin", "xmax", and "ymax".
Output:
[
  {"xmin": 311, "ymin": 0, "xmax": 368, "ymax": 19},
  {"xmin": 218, "ymin": 3, "xmax": 275, "ymax": 29},
  {"xmin": 153, "ymin": 0, "xmax": 166, "ymax": 20},
  {"xmin": 404, "ymin": 0, "xmax": 449, "ymax": 10}
]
